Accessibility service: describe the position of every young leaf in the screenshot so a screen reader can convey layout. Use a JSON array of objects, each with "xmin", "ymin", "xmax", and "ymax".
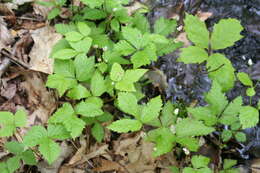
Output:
[
  {"xmin": 69, "ymin": 37, "xmax": 92, "ymax": 53},
  {"xmin": 52, "ymin": 49, "xmax": 78, "ymax": 59},
  {"xmin": 46, "ymin": 74, "xmax": 77, "ymax": 96},
  {"xmin": 110, "ymin": 18, "xmax": 120, "ymax": 32},
  {"xmin": 223, "ymin": 159, "xmax": 237, "ymax": 169},
  {"xmin": 77, "ymin": 22, "xmax": 91, "ymax": 36},
  {"xmin": 235, "ymin": 132, "xmax": 246, "ymax": 142},
  {"xmin": 154, "ymin": 17, "xmax": 176, "ymax": 36},
  {"xmin": 21, "ymin": 149, "xmax": 37, "ymax": 165},
  {"xmin": 239, "ymin": 106, "xmax": 259, "ymax": 129},
  {"xmin": 117, "ymin": 92, "xmax": 139, "ymax": 117},
  {"xmin": 74, "ymin": 55, "xmax": 95, "ymax": 81},
  {"xmin": 184, "ymin": 14, "xmax": 209, "ymax": 48},
  {"xmin": 75, "ymin": 101, "xmax": 104, "ymax": 117},
  {"xmin": 176, "ymin": 118, "xmax": 215, "ymax": 137},
  {"xmin": 176, "ymin": 137, "xmax": 200, "ymax": 152},
  {"xmin": 39, "ymin": 138, "xmax": 60, "ymax": 164},
  {"xmin": 54, "ymin": 59, "xmax": 75, "ymax": 78},
  {"xmin": 206, "ymin": 53, "xmax": 235, "ymax": 92},
  {"xmin": 160, "ymin": 101, "xmax": 176, "ymax": 127},
  {"xmin": 67, "ymin": 84, "xmax": 91, "ymax": 100},
  {"xmin": 107, "ymin": 119, "xmax": 142, "ymax": 133},
  {"xmin": 47, "ymin": 8, "xmax": 60, "ymax": 20},
  {"xmin": 122, "ymin": 27, "xmax": 144, "ymax": 49},
  {"xmin": 14, "ymin": 109, "xmax": 27, "ymax": 127},
  {"xmin": 156, "ymin": 40, "xmax": 183, "ymax": 56},
  {"xmin": 246, "ymin": 87, "xmax": 255, "ymax": 97},
  {"xmin": 5, "ymin": 141, "xmax": 24, "ymax": 155},
  {"xmin": 90, "ymin": 70, "xmax": 107, "ymax": 96},
  {"xmin": 141, "ymin": 96, "xmax": 163, "ymax": 123},
  {"xmin": 188, "ymin": 106, "xmax": 217, "ymax": 126},
  {"xmin": 54, "ymin": 23, "xmax": 77, "ymax": 35},
  {"xmin": 114, "ymin": 40, "xmax": 136, "ymax": 56},
  {"xmin": 83, "ymin": 8, "xmax": 107, "ymax": 20},
  {"xmin": 23, "ymin": 126, "xmax": 48, "ymax": 147},
  {"xmin": 211, "ymin": 19, "xmax": 243, "ymax": 50},
  {"xmin": 178, "ymin": 46, "xmax": 208, "ymax": 64},
  {"xmin": 237, "ymin": 72, "xmax": 253, "ymax": 86},
  {"xmin": 191, "ymin": 155, "xmax": 210, "ymax": 169},
  {"xmin": 132, "ymin": 13, "xmax": 150, "ymax": 34},
  {"xmin": 110, "ymin": 63, "xmax": 125, "ymax": 82},
  {"xmin": 91, "ymin": 122, "xmax": 104, "ymax": 142},
  {"xmin": 221, "ymin": 130, "xmax": 232, "ymax": 142},
  {"xmin": 80, "ymin": 0, "xmax": 104, "ymax": 8},
  {"xmin": 65, "ymin": 31, "xmax": 84, "ymax": 42}
]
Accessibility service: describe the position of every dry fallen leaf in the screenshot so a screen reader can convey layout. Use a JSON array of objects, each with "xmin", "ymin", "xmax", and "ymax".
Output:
[
  {"xmin": 196, "ymin": 11, "xmax": 213, "ymax": 21},
  {"xmin": 29, "ymin": 26, "xmax": 62, "ymax": 74},
  {"xmin": 92, "ymin": 158, "xmax": 123, "ymax": 172}
]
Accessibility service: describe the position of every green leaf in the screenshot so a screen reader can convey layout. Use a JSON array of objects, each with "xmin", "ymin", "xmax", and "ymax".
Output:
[
  {"xmin": 149, "ymin": 34, "xmax": 169, "ymax": 44},
  {"xmin": 184, "ymin": 14, "xmax": 209, "ymax": 48},
  {"xmin": 156, "ymin": 40, "xmax": 183, "ymax": 56},
  {"xmin": 176, "ymin": 118, "xmax": 215, "ymax": 137},
  {"xmin": 67, "ymin": 84, "xmax": 91, "ymax": 100},
  {"xmin": 90, "ymin": 70, "xmax": 106, "ymax": 96},
  {"xmin": 5, "ymin": 141, "xmax": 24, "ymax": 155},
  {"xmin": 117, "ymin": 92, "xmax": 139, "ymax": 117},
  {"xmin": 191, "ymin": 155, "xmax": 210, "ymax": 169},
  {"xmin": 110, "ymin": 63, "xmax": 125, "ymax": 82},
  {"xmin": 47, "ymin": 124, "xmax": 70, "ymax": 140},
  {"xmin": 114, "ymin": 40, "xmax": 136, "ymax": 56},
  {"xmin": 141, "ymin": 96, "xmax": 162, "ymax": 123},
  {"xmin": 83, "ymin": 8, "xmax": 107, "ymax": 20},
  {"xmin": 211, "ymin": 19, "xmax": 243, "ymax": 50},
  {"xmin": 188, "ymin": 106, "xmax": 217, "ymax": 126},
  {"xmin": 21, "ymin": 149, "xmax": 36, "ymax": 165},
  {"xmin": 91, "ymin": 34, "xmax": 110, "ymax": 48},
  {"xmin": 122, "ymin": 27, "xmax": 146, "ymax": 49},
  {"xmin": 154, "ymin": 17, "xmax": 177, "ymax": 36},
  {"xmin": 47, "ymin": 8, "xmax": 60, "ymax": 20},
  {"xmin": 239, "ymin": 106, "xmax": 259, "ymax": 129},
  {"xmin": 65, "ymin": 31, "xmax": 84, "ymax": 42},
  {"xmin": 48, "ymin": 103, "xmax": 75, "ymax": 124},
  {"xmin": 178, "ymin": 46, "xmax": 208, "ymax": 64},
  {"xmin": 80, "ymin": 0, "xmax": 104, "ymax": 8},
  {"xmin": 55, "ymin": 23, "xmax": 77, "ymax": 35},
  {"xmin": 206, "ymin": 53, "xmax": 235, "ymax": 92},
  {"xmin": 52, "ymin": 49, "xmax": 78, "ymax": 59},
  {"xmin": 7, "ymin": 156, "xmax": 20, "ymax": 173},
  {"xmin": 110, "ymin": 18, "xmax": 120, "ymax": 32},
  {"xmin": 74, "ymin": 55, "xmax": 95, "ymax": 81},
  {"xmin": 75, "ymin": 101, "xmax": 103, "ymax": 117},
  {"xmin": 39, "ymin": 138, "xmax": 60, "ymax": 164},
  {"xmin": 132, "ymin": 13, "xmax": 150, "ymax": 34},
  {"xmin": 63, "ymin": 116, "xmax": 86, "ymax": 138},
  {"xmin": 235, "ymin": 132, "xmax": 246, "ymax": 142},
  {"xmin": 107, "ymin": 119, "xmax": 142, "ymax": 133},
  {"xmin": 77, "ymin": 22, "xmax": 91, "ymax": 36},
  {"xmin": 237, "ymin": 72, "xmax": 253, "ymax": 86},
  {"xmin": 160, "ymin": 101, "xmax": 176, "ymax": 127},
  {"xmin": 14, "ymin": 109, "xmax": 27, "ymax": 127},
  {"xmin": 69, "ymin": 37, "xmax": 92, "ymax": 53},
  {"xmin": 23, "ymin": 126, "xmax": 48, "ymax": 147},
  {"xmin": 51, "ymin": 39, "xmax": 71, "ymax": 57},
  {"xmin": 0, "ymin": 112, "xmax": 15, "ymax": 137},
  {"xmin": 221, "ymin": 130, "xmax": 232, "ymax": 142},
  {"xmin": 183, "ymin": 167, "xmax": 195, "ymax": 173},
  {"xmin": 176, "ymin": 137, "xmax": 200, "ymax": 152},
  {"xmin": 0, "ymin": 163, "xmax": 8, "ymax": 173},
  {"xmin": 223, "ymin": 159, "xmax": 237, "ymax": 169},
  {"xmin": 246, "ymin": 87, "xmax": 255, "ymax": 97},
  {"xmin": 46, "ymin": 74, "xmax": 77, "ymax": 96},
  {"xmin": 219, "ymin": 96, "xmax": 242, "ymax": 125},
  {"xmin": 96, "ymin": 112, "xmax": 113, "ymax": 122},
  {"xmin": 205, "ymin": 80, "xmax": 228, "ymax": 115},
  {"xmin": 54, "ymin": 59, "xmax": 75, "ymax": 78},
  {"xmin": 91, "ymin": 122, "xmax": 104, "ymax": 142}
]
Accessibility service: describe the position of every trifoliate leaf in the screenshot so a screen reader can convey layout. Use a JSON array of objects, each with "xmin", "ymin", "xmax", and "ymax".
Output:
[
  {"xmin": 52, "ymin": 49, "xmax": 78, "ymax": 59},
  {"xmin": 46, "ymin": 74, "xmax": 77, "ymax": 96},
  {"xmin": 47, "ymin": 124, "xmax": 70, "ymax": 140},
  {"xmin": 176, "ymin": 137, "xmax": 200, "ymax": 152},
  {"xmin": 141, "ymin": 96, "xmax": 162, "ymax": 123},
  {"xmin": 74, "ymin": 55, "xmax": 95, "ymax": 81},
  {"xmin": 219, "ymin": 96, "xmax": 242, "ymax": 125},
  {"xmin": 0, "ymin": 112, "xmax": 16, "ymax": 137},
  {"xmin": 246, "ymin": 87, "xmax": 255, "ymax": 97},
  {"xmin": 107, "ymin": 119, "xmax": 142, "ymax": 133},
  {"xmin": 188, "ymin": 106, "xmax": 217, "ymax": 126},
  {"xmin": 221, "ymin": 130, "xmax": 232, "ymax": 142},
  {"xmin": 184, "ymin": 14, "xmax": 209, "ymax": 48},
  {"xmin": 211, "ymin": 19, "xmax": 243, "ymax": 50},
  {"xmin": 69, "ymin": 37, "xmax": 92, "ymax": 53},
  {"xmin": 75, "ymin": 101, "xmax": 103, "ymax": 117},
  {"xmin": 132, "ymin": 13, "xmax": 150, "ymax": 33},
  {"xmin": 176, "ymin": 118, "xmax": 215, "ymax": 137},
  {"xmin": 80, "ymin": 0, "xmax": 104, "ymax": 8},
  {"xmin": 206, "ymin": 53, "xmax": 235, "ymax": 92},
  {"xmin": 54, "ymin": 59, "xmax": 75, "ymax": 78},
  {"xmin": 67, "ymin": 84, "xmax": 91, "ymax": 100},
  {"xmin": 83, "ymin": 8, "xmax": 107, "ymax": 20},
  {"xmin": 14, "ymin": 109, "xmax": 27, "ymax": 127},
  {"xmin": 21, "ymin": 149, "xmax": 37, "ymax": 165},
  {"xmin": 114, "ymin": 40, "xmax": 136, "ymax": 56},
  {"xmin": 23, "ymin": 126, "xmax": 48, "ymax": 147},
  {"xmin": 5, "ymin": 141, "xmax": 24, "ymax": 155},
  {"xmin": 205, "ymin": 81, "xmax": 228, "ymax": 115},
  {"xmin": 77, "ymin": 22, "xmax": 91, "ymax": 36},
  {"xmin": 122, "ymin": 27, "xmax": 146, "ymax": 49},
  {"xmin": 161, "ymin": 101, "xmax": 176, "ymax": 127},
  {"xmin": 178, "ymin": 46, "xmax": 208, "ymax": 64},
  {"xmin": 223, "ymin": 159, "xmax": 237, "ymax": 169},
  {"xmin": 90, "ymin": 70, "xmax": 107, "ymax": 96},
  {"xmin": 237, "ymin": 72, "xmax": 253, "ymax": 86},
  {"xmin": 239, "ymin": 106, "xmax": 259, "ymax": 129},
  {"xmin": 39, "ymin": 138, "xmax": 60, "ymax": 164},
  {"xmin": 235, "ymin": 132, "xmax": 246, "ymax": 142},
  {"xmin": 91, "ymin": 122, "xmax": 104, "ymax": 142},
  {"xmin": 110, "ymin": 63, "xmax": 125, "ymax": 82},
  {"xmin": 65, "ymin": 31, "xmax": 84, "ymax": 42},
  {"xmin": 154, "ymin": 17, "xmax": 177, "ymax": 36},
  {"xmin": 191, "ymin": 155, "xmax": 210, "ymax": 169},
  {"xmin": 117, "ymin": 92, "xmax": 139, "ymax": 117}
]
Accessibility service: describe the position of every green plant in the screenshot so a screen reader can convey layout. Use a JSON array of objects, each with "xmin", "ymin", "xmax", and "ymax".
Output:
[
  {"xmin": 237, "ymin": 72, "xmax": 256, "ymax": 97},
  {"xmin": 37, "ymin": 0, "xmax": 67, "ymax": 20}
]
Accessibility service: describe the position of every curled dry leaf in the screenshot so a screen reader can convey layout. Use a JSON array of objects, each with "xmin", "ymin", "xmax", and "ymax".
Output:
[{"xmin": 29, "ymin": 26, "xmax": 62, "ymax": 74}]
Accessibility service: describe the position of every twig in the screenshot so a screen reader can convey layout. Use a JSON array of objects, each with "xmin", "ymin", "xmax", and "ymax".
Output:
[{"xmin": 1, "ymin": 48, "xmax": 30, "ymax": 69}]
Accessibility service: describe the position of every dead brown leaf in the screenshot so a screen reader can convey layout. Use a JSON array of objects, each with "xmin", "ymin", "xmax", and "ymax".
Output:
[
  {"xmin": 196, "ymin": 11, "xmax": 213, "ymax": 21},
  {"xmin": 92, "ymin": 158, "xmax": 123, "ymax": 172}
]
